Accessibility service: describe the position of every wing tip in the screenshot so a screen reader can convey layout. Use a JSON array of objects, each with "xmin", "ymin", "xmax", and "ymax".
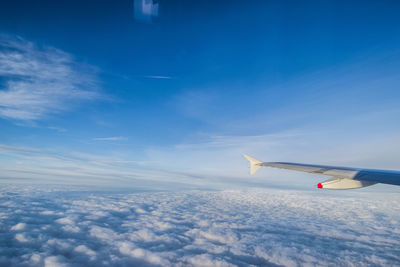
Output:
[{"xmin": 243, "ymin": 154, "xmax": 263, "ymax": 175}]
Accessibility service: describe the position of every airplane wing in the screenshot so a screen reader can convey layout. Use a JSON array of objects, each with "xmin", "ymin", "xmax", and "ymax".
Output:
[{"xmin": 243, "ymin": 154, "xmax": 400, "ymax": 189}]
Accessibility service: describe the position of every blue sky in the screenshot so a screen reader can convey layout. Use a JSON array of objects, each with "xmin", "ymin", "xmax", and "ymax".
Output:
[{"xmin": 1, "ymin": 0, "xmax": 400, "ymax": 190}]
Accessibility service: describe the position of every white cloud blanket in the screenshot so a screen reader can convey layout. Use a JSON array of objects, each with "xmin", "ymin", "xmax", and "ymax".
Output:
[{"xmin": 0, "ymin": 185, "xmax": 399, "ymax": 266}]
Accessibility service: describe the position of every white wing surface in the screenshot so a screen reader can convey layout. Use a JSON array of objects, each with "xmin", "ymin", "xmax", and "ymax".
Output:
[{"xmin": 243, "ymin": 154, "xmax": 400, "ymax": 189}]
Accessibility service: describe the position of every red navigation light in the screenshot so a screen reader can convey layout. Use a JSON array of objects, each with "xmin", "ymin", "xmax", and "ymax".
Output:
[{"xmin": 317, "ymin": 183, "xmax": 323, "ymax": 189}]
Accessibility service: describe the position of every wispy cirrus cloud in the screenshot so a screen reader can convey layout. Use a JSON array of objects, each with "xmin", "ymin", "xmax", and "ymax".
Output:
[
  {"xmin": 93, "ymin": 136, "xmax": 128, "ymax": 141},
  {"xmin": 0, "ymin": 35, "xmax": 101, "ymax": 121},
  {"xmin": 143, "ymin": 75, "xmax": 172, "ymax": 79},
  {"xmin": 47, "ymin": 126, "xmax": 67, "ymax": 132}
]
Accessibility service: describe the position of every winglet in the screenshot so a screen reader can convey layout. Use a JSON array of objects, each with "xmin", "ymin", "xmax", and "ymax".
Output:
[{"xmin": 243, "ymin": 154, "xmax": 263, "ymax": 175}]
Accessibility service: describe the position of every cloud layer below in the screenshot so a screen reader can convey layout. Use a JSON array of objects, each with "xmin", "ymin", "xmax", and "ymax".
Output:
[{"xmin": 0, "ymin": 185, "xmax": 399, "ymax": 266}]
